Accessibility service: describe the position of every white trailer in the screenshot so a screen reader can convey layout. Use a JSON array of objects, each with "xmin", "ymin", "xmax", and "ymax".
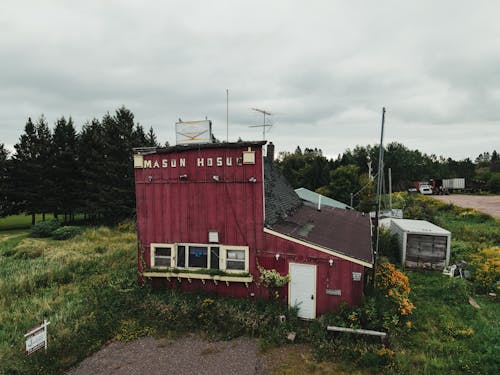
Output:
[
  {"xmin": 442, "ymin": 178, "xmax": 465, "ymax": 191},
  {"xmin": 390, "ymin": 219, "xmax": 451, "ymax": 271}
]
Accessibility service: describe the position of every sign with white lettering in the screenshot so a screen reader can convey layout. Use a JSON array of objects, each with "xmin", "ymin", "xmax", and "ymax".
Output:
[{"xmin": 25, "ymin": 320, "xmax": 50, "ymax": 355}]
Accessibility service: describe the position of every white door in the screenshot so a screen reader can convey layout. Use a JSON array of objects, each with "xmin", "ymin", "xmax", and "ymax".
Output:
[{"xmin": 289, "ymin": 263, "xmax": 317, "ymax": 319}]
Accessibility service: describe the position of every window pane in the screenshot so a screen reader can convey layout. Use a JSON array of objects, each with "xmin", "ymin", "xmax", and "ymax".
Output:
[
  {"xmin": 155, "ymin": 257, "xmax": 170, "ymax": 267},
  {"xmin": 227, "ymin": 250, "xmax": 245, "ymax": 260},
  {"xmin": 156, "ymin": 247, "xmax": 171, "ymax": 256},
  {"xmin": 226, "ymin": 260, "xmax": 245, "ymax": 270},
  {"xmin": 177, "ymin": 246, "xmax": 186, "ymax": 267},
  {"xmin": 189, "ymin": 246, "xmax": 208, "ymax": 268},
  {"xmin": 210, "ymin": 247, "xmax": 220, "ymax": 269}
]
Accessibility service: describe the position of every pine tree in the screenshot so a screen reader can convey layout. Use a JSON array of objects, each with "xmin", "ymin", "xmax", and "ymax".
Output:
[
  {"xmin": 51, "ymin": 116, "xmax": 78, "ymax": 221},
  {"xmin": 12, "ymin": 118, "xmax": 40, "ymax": 224},
  {"xmin": 0, "ymin": 143, "xmax": 11, "ymax": 217},
  {"xmin": 100, "ymin": 107, "xmax": 137, "ymax": 222},
  {"xmin": 145, "ymin": 126, "xmax": 159, "ymax": 147},
  {"xmin": 78, "ymin": 118, "xmax": 107, "ymax": 222}
]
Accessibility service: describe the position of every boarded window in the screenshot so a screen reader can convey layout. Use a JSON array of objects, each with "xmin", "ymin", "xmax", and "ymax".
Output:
[
  {"xmin": 226, "ymin": 249, "xmax": 245, "ymax": 270},
  {"xmin": 154, "ymin": 247, "xmax": 171, "ymax": 267},
  {"xmin": 189, "ymin": 246, "xmax": 208, "ymax": 268}
]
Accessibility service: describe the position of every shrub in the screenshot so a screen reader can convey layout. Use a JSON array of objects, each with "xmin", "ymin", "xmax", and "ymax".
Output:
[
  {"xmin": 30, "ymin": 219, "xmax": 60, "ymax": 238},
  {"xmin": 257, "ymin": 265, "xmax": 290, "ymax": 287},
  {"xmin": 375, "ymin": 262, "xmax": 415, "ymax": 329},
  {"xmin": 52, "ymin": 226, "xmax": 82, "ymax": 240},
  {"xmin": 468, "ymin": 246, "xmax": 500, "ymax": 293},
  {"xmin": 378, "ymin": 229, "xmax": 400, "ymax": 263}
]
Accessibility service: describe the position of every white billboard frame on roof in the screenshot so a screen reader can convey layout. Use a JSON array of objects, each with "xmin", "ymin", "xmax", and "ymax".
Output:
[{"xmin": 175, "ymin": 120, "xmax": 213, "ymax": 145}]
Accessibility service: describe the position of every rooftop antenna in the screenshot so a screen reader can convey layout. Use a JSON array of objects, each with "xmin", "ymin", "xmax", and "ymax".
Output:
[{"xmin": 249, "ymin": 107, "xmax": 272, "ymax": 140}]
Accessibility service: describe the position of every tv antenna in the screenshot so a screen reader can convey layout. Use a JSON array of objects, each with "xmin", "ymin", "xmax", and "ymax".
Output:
[{"xmin": 249, "ymin": 107, "xmax": 272, "ymax": 140}]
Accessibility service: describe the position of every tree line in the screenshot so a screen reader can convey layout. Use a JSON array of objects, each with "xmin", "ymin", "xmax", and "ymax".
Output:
[
  {"xmin": 0, "ymin": 106, "xmax": 160, "ymax": 224},
  {"xmin": 276, "ymin": 144, "xmax": 500, "ymax": 211},
  {"xmin": 1, "ymin": 108, "xmax": 499, "ymax": 222}
]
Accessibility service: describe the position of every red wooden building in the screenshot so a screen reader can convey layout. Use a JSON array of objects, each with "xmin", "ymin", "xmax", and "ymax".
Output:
[{"xmin": 134, "ymin": 141, "xmax": 373, "ymax": 318}]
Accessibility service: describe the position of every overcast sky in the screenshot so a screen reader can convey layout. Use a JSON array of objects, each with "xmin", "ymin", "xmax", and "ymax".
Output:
[{"xmin": 1, "ymin": 1, "xmax": 499, "ymax": 160}]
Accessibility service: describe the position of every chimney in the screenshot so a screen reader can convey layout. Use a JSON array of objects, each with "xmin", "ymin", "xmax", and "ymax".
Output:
[{"xmin": 267, "ymin": 142, "xmax": 275, "ymax": 162}]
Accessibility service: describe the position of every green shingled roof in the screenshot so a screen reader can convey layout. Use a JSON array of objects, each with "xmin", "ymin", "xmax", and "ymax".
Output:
[{"xmin": 294, "ymin": 188, "xmax": 352, "ymax": 209}]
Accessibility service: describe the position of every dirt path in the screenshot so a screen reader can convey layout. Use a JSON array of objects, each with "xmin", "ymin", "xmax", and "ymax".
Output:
[
  {"xmin": 432, "ymin": 194, "xmax": 500, "ymax": 218},
  {"xmin": 67, "ymin": 334, "xmax": 267, "ymax": 375}
]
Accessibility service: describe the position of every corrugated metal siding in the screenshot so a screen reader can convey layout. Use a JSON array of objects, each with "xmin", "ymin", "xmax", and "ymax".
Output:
[
  {"xmin": 405, "ymin": 234, "xmax": 448, "ymax": 270},
  {"xmin": 135, "ymin": 143, "xmax": 366, "ymax": 315}
]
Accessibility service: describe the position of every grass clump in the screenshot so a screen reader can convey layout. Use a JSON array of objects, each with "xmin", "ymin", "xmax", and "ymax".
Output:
[
  {"xmin": 52, "ymin": 226, "xmax": 82, "ymax": 240},
  {"xmin": 30, "ymin": 219, "xmax": 61, "ymax": 238}
]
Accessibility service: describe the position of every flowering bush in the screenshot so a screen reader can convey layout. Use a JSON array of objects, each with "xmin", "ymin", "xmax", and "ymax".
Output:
[
  {"xmin": 376, "ymin": 263, "xmax": 415, "ymax": 328},
  {"xmin": 257, "ymin": 265, "xmax": 290, "ymax": 288},
  {"xmin": 468, "ymin": 246, "xmax": 500, "ymax": 293}
]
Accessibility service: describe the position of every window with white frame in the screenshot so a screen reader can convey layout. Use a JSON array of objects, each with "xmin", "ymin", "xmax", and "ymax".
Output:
[
  {"xmin": 226, "ymin": 249, "xmax": 246, "ymax": 270},
  {"xmin": 151, "ymin": 245, "xmax": 173, "ymax": 268},
  {"xmin": 150, "ymin": 243, "xmax": 248, "ymax": 272}
]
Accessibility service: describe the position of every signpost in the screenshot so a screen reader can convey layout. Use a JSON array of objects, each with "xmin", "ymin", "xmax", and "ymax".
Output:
[{"xmin": 24, "ymin": 320, "xmax": 50, "ymax": 355}]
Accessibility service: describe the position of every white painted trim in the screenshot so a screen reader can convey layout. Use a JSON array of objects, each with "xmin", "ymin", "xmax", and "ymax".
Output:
[
  {"xmin": 150, "ymin": 243, "xmax": 175, "ymax": 268},
  {"xmin": 150, "ymin": 242, "xmax": 250, "ymax": 273},
  {"xmin": 264, "ymin": 228, "xmax": 373, "ymax": 268},
  {"xmin": 288, "ymin": 262, "xmax": 317, "ymax": 319},
  {"xmin": 143, "ymin": 271, "xmax": 253, "ymax": 283}
]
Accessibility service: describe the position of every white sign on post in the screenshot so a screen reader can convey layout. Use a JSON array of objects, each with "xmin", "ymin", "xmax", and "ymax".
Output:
[{"xmin": 25, "ymin": 320, "xmax": 50, "ymax": 355}]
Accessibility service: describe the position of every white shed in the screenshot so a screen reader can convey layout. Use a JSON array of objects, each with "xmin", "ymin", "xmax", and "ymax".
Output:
[{"xmin": 390, "ymin": 219, "xmax": 451, "ymax": 270}]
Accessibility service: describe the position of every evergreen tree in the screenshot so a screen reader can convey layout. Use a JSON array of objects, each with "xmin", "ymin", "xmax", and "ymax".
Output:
[
  {"xmin": 100, "ymin": 107, "xmax": 137, "ymax": 222},
  {"xmin": 0, "ymin": 143, "xmax": 11, "ymax": 217},
  {"xmin": 11, "ymin": 118, "xmax": 40, "ymax": 224},
  {"xmin": 145, "ymin": 126, "xmax": 159, "ymax": 147},
  {"xmin": 78, "ymin": 118, "xmax": 107, "ymax": 222},
  {"xmin": 51, "ymin": 116, "xmax": 78, "ymax": 221}
]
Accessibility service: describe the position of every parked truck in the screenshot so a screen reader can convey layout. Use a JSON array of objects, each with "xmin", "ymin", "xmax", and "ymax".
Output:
[
  {"xmin": 442, "ymin": 178, "xmax": 465, "ymax": 191},
  {"xmin": 412, "ymin": 178, "xmax": 466, "ymax": 195}
]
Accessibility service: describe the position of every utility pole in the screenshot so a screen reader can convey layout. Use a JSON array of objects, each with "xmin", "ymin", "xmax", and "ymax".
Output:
[
  {"xmin": 372, "ymin": 107, "xmax": 386, "ymax": 287},
  {"xmin": 249, "ymin": 108, "xmax": 272, "ymax": 140}
]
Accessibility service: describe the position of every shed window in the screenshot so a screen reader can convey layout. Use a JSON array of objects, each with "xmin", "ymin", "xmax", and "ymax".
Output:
[
  {"xmin": 189, "ymin": 246, "xmax": 208, "ymax": 268},
  {"xmin": 154, "ymin": 247, "xmax": 172, "ymax": 267},
  {"xmin": 226, "ymin": 249, "xmax": 246, "ymax": 270}
]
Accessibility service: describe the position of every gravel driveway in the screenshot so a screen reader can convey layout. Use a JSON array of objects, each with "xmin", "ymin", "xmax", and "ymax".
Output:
[
  {"xmin": 432, "ymin": 194, "xmax": 500, "ymax": 218},
  {"xmin": 66, "ymin": 334, "xmax": 268, "ymax": 375}
]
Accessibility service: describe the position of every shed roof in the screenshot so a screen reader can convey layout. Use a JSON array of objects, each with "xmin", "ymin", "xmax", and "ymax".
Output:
[
  {"xmin": 390, "ymin": 219, "xmax": 451, "ymax": 235},
  {"xmin": 263, "ymin": 159, "xmax": 302, "ymax": 226},
  {"xmin": 263, "ymin": 160, "xmax": 373, "ymax": 266},
  {"xmin": 268, "ymin": 205, "xmax": 373, "ymax": 265},
  {"xmin": 295, "ymin": 187, "xmax": 352, "ymax": 209}
]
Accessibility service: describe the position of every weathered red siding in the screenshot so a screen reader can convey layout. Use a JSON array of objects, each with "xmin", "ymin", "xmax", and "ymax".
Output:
[{"xmin": 135, "ymin": 143, "xmax": 366, "ymax": 316}]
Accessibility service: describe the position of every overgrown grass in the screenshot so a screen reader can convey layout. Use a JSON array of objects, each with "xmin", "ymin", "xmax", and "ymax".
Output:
[
  {"xmin": 0, "ymin": 226, "xmax": 297, "ymax": 374},
  {"xmin": 1, "ymin": 196, "xmax": 499, "ymax": 374}
]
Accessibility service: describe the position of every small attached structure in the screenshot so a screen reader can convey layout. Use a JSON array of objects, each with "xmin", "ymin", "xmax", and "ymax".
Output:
[{"xmin": 390, "ymin": 219, "xmax": 451, "ymax": 270}]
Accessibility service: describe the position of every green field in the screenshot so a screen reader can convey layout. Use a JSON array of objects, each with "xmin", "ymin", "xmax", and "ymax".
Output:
[
  {"xmin": 0, "ymin": 214, "xmax": 85, "ymax": 231},
  {"xmin": 0, "ymin": 196, "xmax": 498, "ymax": 374}
]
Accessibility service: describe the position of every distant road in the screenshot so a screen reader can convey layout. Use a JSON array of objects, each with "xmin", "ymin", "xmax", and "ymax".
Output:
[{"xmin": 432, "ymin": 195, "xmax": 500, "ymax": 219}]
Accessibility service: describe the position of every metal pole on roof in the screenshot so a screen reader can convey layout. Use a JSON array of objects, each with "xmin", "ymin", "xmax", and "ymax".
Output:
[
  {"xmin": 372, "ymin": 107, "xmax": 386, "ymax": 288},
  {"xmin": 226, "ymin": 89, "xmax": 229, "ymax": 142}
]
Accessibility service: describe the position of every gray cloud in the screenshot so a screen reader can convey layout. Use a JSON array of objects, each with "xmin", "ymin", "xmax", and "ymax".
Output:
[{"xmin": 0, "ymin": 0, "xmax": 498, "ymax": 160}]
